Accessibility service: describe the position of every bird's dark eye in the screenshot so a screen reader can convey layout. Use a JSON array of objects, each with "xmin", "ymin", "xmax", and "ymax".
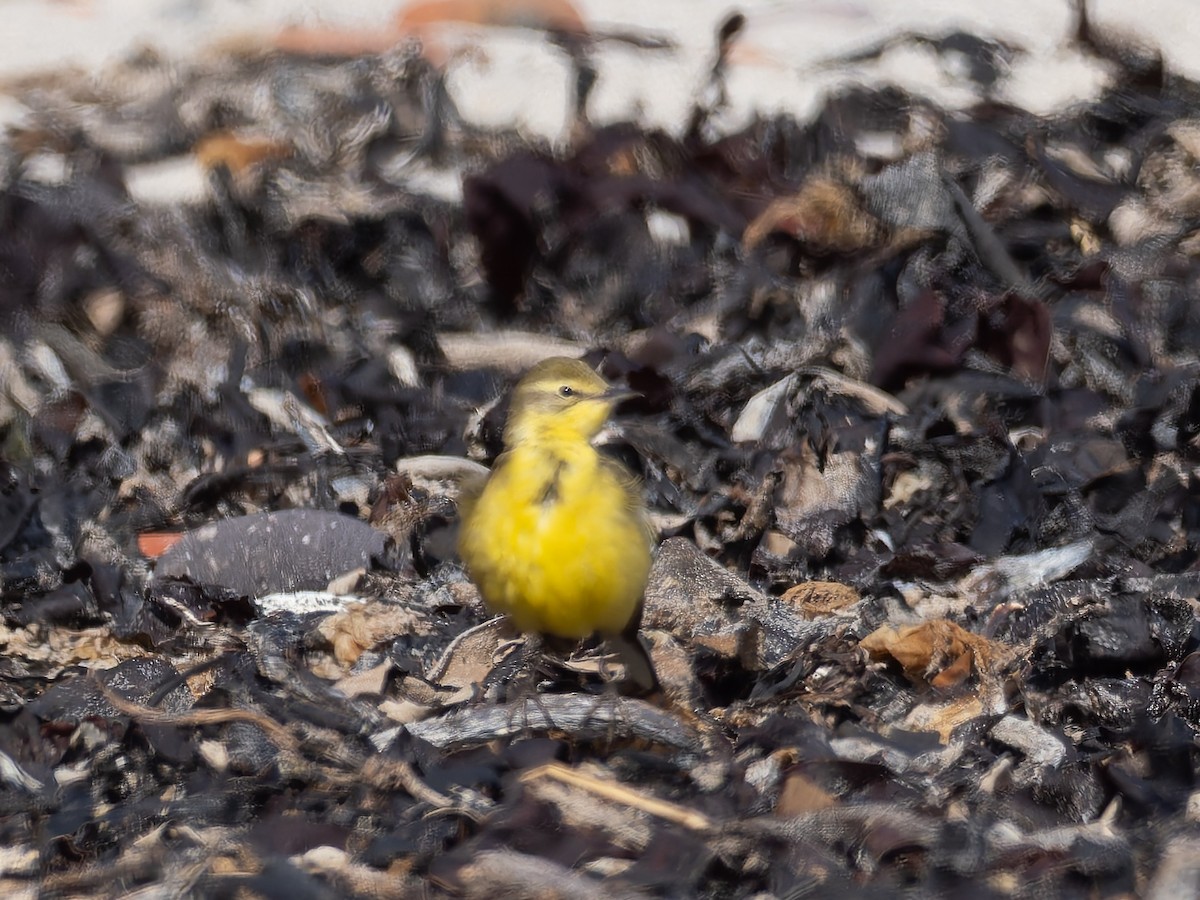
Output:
[{"xmin": 558, "ymin": 385, "xmax": 574, "ymax": 397}]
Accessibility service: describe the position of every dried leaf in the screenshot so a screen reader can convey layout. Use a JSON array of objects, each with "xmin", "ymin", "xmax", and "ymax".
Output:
[
  {"xmin": 194, "ymin": 132, "xmax": 292, "ymax": 174},
  {"xmin": 860, "ymin": 620, "xmax": 998, "ymax": 687},
  {"xmin": 317, "ymin": 602, "xmax": 427, "ymax": 666},
  {"xmin": 776, "ymin": 772, "xmax": 837, "ymax": 815},
  {"xmin": 781, "ymin": 581, "xmax": 861, "ymax": 618},
  {"xmin": 743, "ymin": 177, "xmax": 881, "ymax": 254},
  {"xmin": 333, "ymin": 661, "xmax": 394, "ymax": 698}
]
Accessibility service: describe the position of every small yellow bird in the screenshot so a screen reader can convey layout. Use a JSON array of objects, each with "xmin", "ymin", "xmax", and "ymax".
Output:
[{"xmin": 457, "ymin": 357, "xmax": 656, "ymax": 687}]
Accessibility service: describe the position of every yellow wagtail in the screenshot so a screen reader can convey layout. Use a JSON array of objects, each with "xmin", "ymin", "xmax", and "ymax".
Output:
[{"xmin": 457, "ymin": 357, "xmax": 657, "ymax": 689}]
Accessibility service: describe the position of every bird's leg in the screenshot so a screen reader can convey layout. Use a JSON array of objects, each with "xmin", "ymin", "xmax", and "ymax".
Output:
[
  {"xmin": 483, "ymin": 632, "xmax": 599, "ymax": 743},
  {"xmin": 566, "ymin": 629, "xmax": 661, "ymax": 751},
  {"xmin": 478, "ymin": 632, "xmax": 550, "ymax": 702}
]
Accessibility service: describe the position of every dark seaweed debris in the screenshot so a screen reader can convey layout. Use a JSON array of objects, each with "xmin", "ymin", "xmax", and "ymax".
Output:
[{"xmin": 4, "ymin": 3, "xmax": 1200, "ymax": 897}]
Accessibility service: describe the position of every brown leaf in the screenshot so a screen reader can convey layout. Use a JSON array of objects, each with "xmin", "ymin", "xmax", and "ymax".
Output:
[
  {"xmin": 929, "ymin": 648, "xmax": 974, "ymax": 689},
  {"xmin": 195, "ymin": 132, "xmax": 292, "ymax": 174},
  {"xmin": 903, "ymin": 696, "xmax": 986, "ymax": 744},
  {"xmin": 776, "ymin": 771, "xmax": 836, "ymax": 816},
  {"xmin": 860, "ymin": 620, "xmax": 996, "ymax": 687},
  {"xmin": 781, "ymin": 581, "xmax": 860, "ymax": 618},
  {"xmin": 743, "ymin": 177, "xmax": 881, "ymax": 254},
  {"xmin": 419, "ymin": 616, "xmax": 516, "ymax": 706},
  {"xmin": 333, "ymin": 661, "xmax": 394, "ymax": 698}
]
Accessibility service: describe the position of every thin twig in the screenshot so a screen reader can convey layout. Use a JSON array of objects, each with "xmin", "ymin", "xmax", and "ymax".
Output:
[
  {"xmin": 95, "ymin": 679, "xmax": 300, "ymax": 754},
  {"xmin": 521, "ymin": 762, "xmax": 713, "ymax": 832}
]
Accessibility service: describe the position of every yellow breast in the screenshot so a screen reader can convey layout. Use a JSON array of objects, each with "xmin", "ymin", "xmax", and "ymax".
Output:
[{"xmin": 457, "ymin": 442, "xmax": 651, "ymax": 638}]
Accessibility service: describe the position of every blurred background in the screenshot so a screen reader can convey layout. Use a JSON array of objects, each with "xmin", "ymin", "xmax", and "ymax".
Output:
[{"xmin": 4, "ymin": 0, "xmax": 1197, "ymax": 140}]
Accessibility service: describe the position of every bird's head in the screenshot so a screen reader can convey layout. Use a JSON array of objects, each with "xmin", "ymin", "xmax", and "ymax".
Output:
[{"xmin": 504, "ymin": 357, "xmax": 636, "ymax": 447}]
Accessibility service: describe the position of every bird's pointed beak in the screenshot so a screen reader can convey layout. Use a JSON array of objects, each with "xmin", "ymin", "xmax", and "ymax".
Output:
[{"xmin": 599, "ymin": 385, "xmax": 640, "ymax": 404}]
